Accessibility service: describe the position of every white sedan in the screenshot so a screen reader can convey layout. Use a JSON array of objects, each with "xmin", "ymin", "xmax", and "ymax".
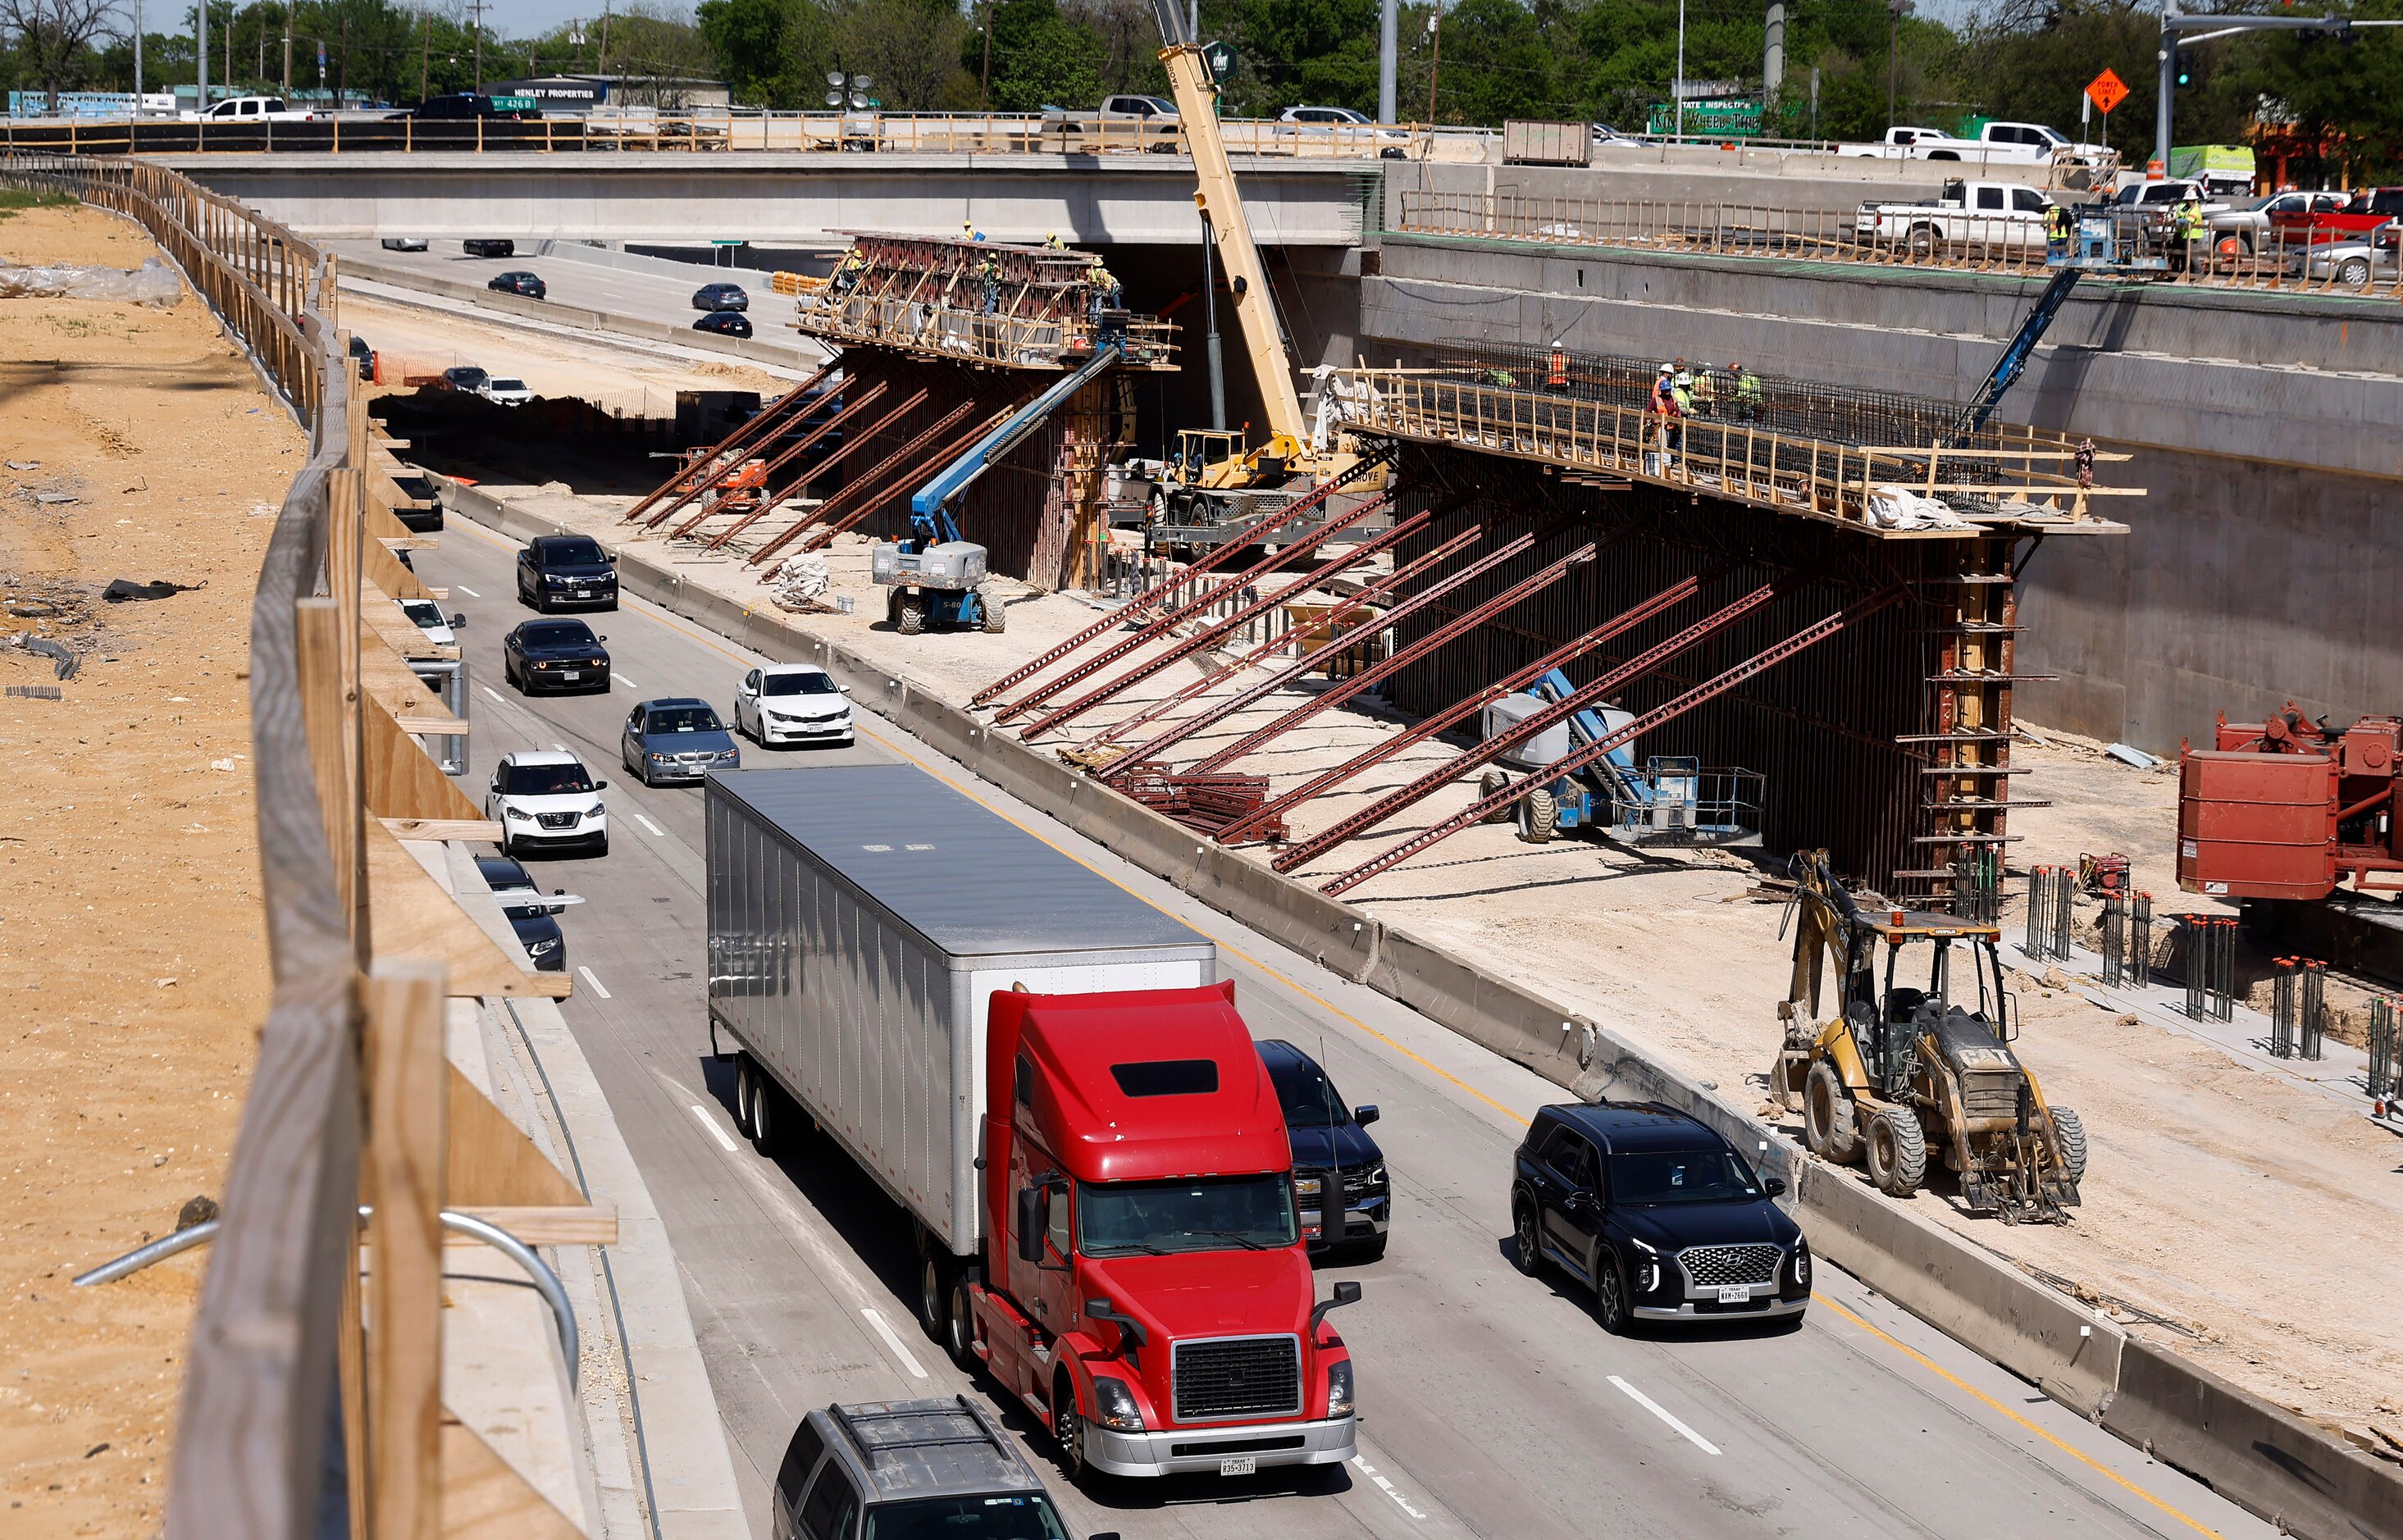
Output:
[
  {"xmin": 485, "ymin": 750, "xmax": 609, "ymax": 859},
  {"xmin": 733, "ymin": 663, "xmax": 855, "ymax": 748},
  {"xmin": 2308, "ymin": 225, "xmax": 2399, "ymax": 286}
]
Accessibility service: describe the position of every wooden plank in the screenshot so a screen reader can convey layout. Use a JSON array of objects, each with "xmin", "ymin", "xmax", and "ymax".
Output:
[
  {"xmin": 296, "ymin": 599, "xmax": 364, "ymax": 949},
  {"xmin": 367, "ymin": 822, "xmax": 571, "ymax": 999},
  {"xmin": 367, "ymin": 959, "xmax": 449, "ymax": 1540},
  {"xmin": 442, "ymin": 1205, "xmax": 617, "ymax": 1246},
  {"xmin": 341, "ymin": 1212, "xmax": 369, "ymax": 1540},
  {"xmin": 361, "ymin": 630, "xmax": 458, "ymax": 722},
  {"xmin": 393, "ymin": 714, "xmax": 472, "ymax": 736},
  {"xmin": 363, "ymin": 595, "xmax": 459, "ymax": 663},
  {"xmin": 445, "ymin": 1064, "xmax": 586, "ymax": 1208},
  {"xmin": 381, "ymin": 818, "xmax": 502, "ymax": 843},
  {"xmin": 439, "ymin": 1410, "xmax": 581, "ymax": 1540},
  {"xmin": 365, "ymin": 693, "xmax": 484, "ymax": 825},
  {"xmin": 364, "ymin": 525, "xmax": 435, "ymax": 603}
]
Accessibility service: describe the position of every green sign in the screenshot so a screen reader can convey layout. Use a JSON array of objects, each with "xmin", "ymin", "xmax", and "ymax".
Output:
[
  {"xmin": 1202, "ymin": 40, "xmax": 1238, "ymax": 83},
  {"xmin": 490, "ymin": 95, "xmax": 538, "ymax": 112},
  {"xmin": 1647, "ymin": 97, "xmax": 1762, "ymax": 138}
]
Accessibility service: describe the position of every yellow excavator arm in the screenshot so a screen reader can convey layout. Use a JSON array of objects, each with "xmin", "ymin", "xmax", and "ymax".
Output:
[{"xmin": 1150, "ymin": 0, "xmax": 1307, "ymax": 456}]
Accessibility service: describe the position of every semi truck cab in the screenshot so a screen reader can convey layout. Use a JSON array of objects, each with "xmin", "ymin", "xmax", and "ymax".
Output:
[{"xmin": 974, "ymin": 982, "xmax": 1361, "ymax": 1480}]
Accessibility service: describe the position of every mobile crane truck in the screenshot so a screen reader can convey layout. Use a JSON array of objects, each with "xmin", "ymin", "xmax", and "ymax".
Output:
[{"xmin": 706, "ymin": 763, "xmax": 1362, "ymax": 1483}]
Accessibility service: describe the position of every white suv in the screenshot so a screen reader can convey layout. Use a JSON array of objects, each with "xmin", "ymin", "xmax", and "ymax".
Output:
[
  {"xmin": 733, "ymin": 663, "xmax": 854, "ymax": 748},
  {"xmin": 486, "ymin": 750, "xmax": 609, "ymax": 858}
]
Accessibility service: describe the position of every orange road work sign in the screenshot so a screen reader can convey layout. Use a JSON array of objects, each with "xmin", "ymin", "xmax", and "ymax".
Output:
[{"xmin": 2086, "ymin": 69, "xmax": 2128, "ymax": 116}]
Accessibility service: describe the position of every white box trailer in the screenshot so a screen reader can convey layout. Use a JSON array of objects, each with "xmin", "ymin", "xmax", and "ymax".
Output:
[{"xmin": 705, "ymin": 764, "xmax": 1216, "ymax": 1255}]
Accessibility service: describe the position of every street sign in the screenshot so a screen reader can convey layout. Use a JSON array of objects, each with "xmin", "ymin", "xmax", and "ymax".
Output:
[{"xmin": 2085, "ymin": 68, "xmax": 2127, "ymax": 116}]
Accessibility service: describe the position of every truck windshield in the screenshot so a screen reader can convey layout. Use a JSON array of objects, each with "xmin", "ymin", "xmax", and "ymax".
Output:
[
  {"xmin": 864, "ymin": 1493, "xmax": 1069, "ymax": 1540},
  {"xmin": 1078, "ymin": 1176, "xmax": 1297, "ymax": 1256},
  {"xmin": 1269, "ymin": 1058, "xmax": 1351, "ymax": 1128},
  {"xmin": 1608, "ymin": 1150, "xmax": 1763, "ymax": 1205}
]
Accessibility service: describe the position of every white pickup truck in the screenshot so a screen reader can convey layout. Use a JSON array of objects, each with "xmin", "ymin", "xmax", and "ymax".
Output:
[
  {"xmin": 1840, "ymin": 126, "xmax": 1954, "ymax": 158},
  {"xmin": 182, "ymin": 94, "xmax": 321, "ymax": 123},
  {"xmin": 1854, "ymin": 180, "xmax": 2059, "ymax": 257},
  {"xmin": 1842, "ymin": 121, "xmax": 2107, "ymax": 167}
]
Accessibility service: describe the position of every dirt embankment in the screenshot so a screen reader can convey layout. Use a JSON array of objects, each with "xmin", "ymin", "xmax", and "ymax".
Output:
[{"xmin": 0, "ymin": 201, "xmax": 297, "ymax": 1536}]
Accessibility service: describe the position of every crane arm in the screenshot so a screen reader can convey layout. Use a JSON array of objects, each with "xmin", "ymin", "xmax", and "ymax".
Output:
[{"xmin": 1150, "ymin": 0, "xmax": 1308, "ymax": 452}]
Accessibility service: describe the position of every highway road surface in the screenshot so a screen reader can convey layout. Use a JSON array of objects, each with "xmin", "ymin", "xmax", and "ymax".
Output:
[{"xmin": 416, "ymin": 517, "xmax": 2274, "ymax": 1540}]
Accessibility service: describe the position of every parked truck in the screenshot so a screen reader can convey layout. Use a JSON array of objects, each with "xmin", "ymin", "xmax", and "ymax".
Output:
[
  {"xmin": 1854, "ymin": 179, "xmax": 2058, "ymax": 257},
  {"xmin": 706, "ymin": 763, "xmax": 1362, "ymax": 1483}
]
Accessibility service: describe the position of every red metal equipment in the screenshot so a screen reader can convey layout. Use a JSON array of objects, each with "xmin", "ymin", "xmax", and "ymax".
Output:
[
  {"xmin": 667, "ymin": 381, "xmax": 891, "ymax": 539},
  {"xmin": 621, "ymin": 359, "xmax": 840, "ymax": 525},
  {"xmin": 1313, "ymin": 585, "xmax": 1907, "ymax": 895},
  {"xmin": 1114, "ymin": 765, "xmax": 1288, "ymax": 841},
  {"xmin": 1272, "ymin": 571, "xmax": 1803, "ymax": 874},
  {"xmin": 969, "ymin": 448, "xmax": 1398, "ymax": 709},
  {"xmin": 2178, "ymin": 705, "xmax": 2403, "ymax": 901},
  {"xmin": 768, "ymin": 400, "xmax": 993, "ymax": 561},
  {"xmin": 704, "ymin": 390, "xmax": 929, "ymax": 552}
]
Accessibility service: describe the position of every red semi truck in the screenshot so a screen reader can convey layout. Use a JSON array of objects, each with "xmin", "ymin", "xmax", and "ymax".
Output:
[{"xmin": 707, "ymin": 765, "xmax": 1361, "ymax": 1483}]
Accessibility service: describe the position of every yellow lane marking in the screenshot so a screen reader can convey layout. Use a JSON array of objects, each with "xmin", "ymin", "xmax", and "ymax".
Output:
[{"xmin": 1812, "ymin": 1293, "xmax": 2223, "ymax": 1539}]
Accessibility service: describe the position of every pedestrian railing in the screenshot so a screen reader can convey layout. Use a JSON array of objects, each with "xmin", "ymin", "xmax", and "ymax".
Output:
[{"xmin": 1393, "ymin": 187, "xmax": 2403, "ymax": 302}]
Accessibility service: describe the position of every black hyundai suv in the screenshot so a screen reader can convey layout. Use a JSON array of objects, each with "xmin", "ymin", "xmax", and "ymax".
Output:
[
  {"xmin": 517, "ymin": 534, "xmax": 618, "ymax": 612},
  {"xmin": 1257, "ymin": 1039, "xmax": 1388, "ymax": 1260},
  {"xmin": 1510, "ymin": 1101, "xmax": 1808, "ymax": 1333},
  {"xmin": 773, "ymin": 1398, "xmax": 1088, "ymax": 1540}
]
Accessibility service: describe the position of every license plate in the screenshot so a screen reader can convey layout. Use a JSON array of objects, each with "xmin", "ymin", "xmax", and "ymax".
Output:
[
  {"xmin": 1717, "ymin": 1285, "xmax": 1751, "ymax": 1305},
  {"xmin": 573, "ymin": 590, "xmax": 592, "ymax": 599},
  {"xmin": 1219, "ymin": 1456, "xmax": 1256, "ymax": 1477},
  {"xmin": 560, "ymin": 670, "xmax": 581, "ymax": 681}
]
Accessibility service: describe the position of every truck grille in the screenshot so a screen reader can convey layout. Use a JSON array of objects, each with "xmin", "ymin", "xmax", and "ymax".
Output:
[
  {"xmin": 1678, "ymin": 1244, "xmax": 1781, "ymax": 1290},
  {"xmin": 1172, "ymin": 1335, "xmax": 1301, "ymax": 1424},
  {"xmin": 536, "ymin": 811, "xmax": 580, "ymax": 830}
]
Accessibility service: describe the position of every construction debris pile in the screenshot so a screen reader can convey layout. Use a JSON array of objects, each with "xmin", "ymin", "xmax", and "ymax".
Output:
[{"xmin": 1114, "ymin": 763, "xmax": 1287, "ymax": 841}]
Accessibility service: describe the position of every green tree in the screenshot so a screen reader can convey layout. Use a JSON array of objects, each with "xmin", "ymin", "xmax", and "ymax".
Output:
[{"xmin": 964, "ymin": 0, "xmax": 1103, "ymax": 111}]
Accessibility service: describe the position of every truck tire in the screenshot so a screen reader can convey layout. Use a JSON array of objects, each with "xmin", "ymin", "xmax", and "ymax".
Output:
[
  {"xmin": 945, "ymin": 1270, "xmax": 978, "ymax": 1373},
  {"xmin": 1590, "ymin": 1250, "xmax": 1630, "ymax": 1334},
  {"xmin": 1051, "ymin": 1374, "xmax": 1091, "ymax": 1483},
  {"xmin": 1804, "ymin": 1060, "xmax": 1862, "ymax": 1164},
  {"xmin": 979, "ymin": 589, "xmax": 1007, "ymax": 634},
  {"xmin": 2050, "ymin": 1105, "xmax": 2088, "ymax": 1183},
  {"xmin": 750, "ymin": 1074, "xmax": 784, "ymax": 1156},
  {"xmin": 732, "ymin": 1056, "xmax": 758, "ymax": 1140},
  {"xmin": 1521, "ymin": 786, "xmax": 1558, "ymax": 843},
  {"xmin": 897, "ymin": 595, "xmax": 926, "ymax": 635},
  {"xmin": 1866, "ymin": 1107, "xmax": 1926, "ymax": 1197},
  {"xmin": 917, "ymin": 1247, "xmax": 950, "ymax": 1340},
  {"xmin": 1907, "ymin": 224, "xmax": 1939, "ymax": 261},
  {"xmin": 1480, "ymin": 771, "xmax": 1513, "ymax": 822}
]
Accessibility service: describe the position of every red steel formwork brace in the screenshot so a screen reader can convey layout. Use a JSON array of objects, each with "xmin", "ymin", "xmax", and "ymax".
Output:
[
  {"xmin": 663, "ymin": 380, "xmax": 891, "ymax": 538},
  {"xmin": 703, "ymin": 389, "xmax": 930, "ymax": 553},
  {"xmin": 1004, "ymin": 492, "xmax": 1406, "ymax": 731},
  {"xmin": 1315, "ymin": 586, "xmax": 1908, "ymax": 895},
  {"xmin": 1186, "ymin": 528, "xmax": 1626, "ymax": 781},
  {"xmin": 1091, "ymin": 528, "xmax": 1486, "ymax": 748},
  {"xmin": 1017, "ymin": 503, "xmax": 1425, "ymax": 741},
  {"xmin": 969, "ymin": 448, "xmax": 1400, "ymax": 709},
  {"xmin": 622, "ymin": 358, "xmax": 841, "ymax": 525},
  {"xmin": 1270, "ymin": 571, "xmax": 1799, "ymax": 874},
  {"xmin": 1214, "ymin": 571, "xmax": 1715, "ymax": 846},
  {"xmin": 760, "ymin": 400, "xmax": 994, "ymax": 563},
  {"xmin": 1097, "ymin": 526, "xmax": 1591, "ymax": 781}
]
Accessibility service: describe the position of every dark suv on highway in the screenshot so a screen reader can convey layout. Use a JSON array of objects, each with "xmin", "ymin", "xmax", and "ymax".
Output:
[
  {"xmin": 1510, "ymin": 1101, "xmax": 1808, "ymax": 1333},
  {"xmin": 1258, "ymin": 1039, "xmax": 1389, "ymax": 1260},
  {"xmin": 487, "ymin": 269, "xmax": 547, "ymax": 299},
  {"xmin": 517, "ymin": 534, "xmax": 618, "ymax": 612},
  {"xmin": 773, "ymin": 1398, "xmax": 1083, "ymax": 1540}
]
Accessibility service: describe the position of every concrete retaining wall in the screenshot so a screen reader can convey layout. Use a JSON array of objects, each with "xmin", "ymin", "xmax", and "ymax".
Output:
[{"xmin": 441, "ymin": 478, "xmax": 2402, "ymax": 1540}]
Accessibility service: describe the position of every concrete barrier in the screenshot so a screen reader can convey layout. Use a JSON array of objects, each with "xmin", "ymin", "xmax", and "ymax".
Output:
[{"xmin": 436, "ymin": 481, "xmax": 2403, "ymax": 1540}]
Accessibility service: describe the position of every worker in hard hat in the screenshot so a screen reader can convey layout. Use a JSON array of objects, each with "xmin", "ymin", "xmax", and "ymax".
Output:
[
  {"xmin": 829, "ymin": 246, "xmax": 869, "ymax": 297},
  {"xmin": 1545, "ymin": 339, "xmax": 1570, "ymax": 393},
  {"xmin": 1653, "ymin": 363, "xmax": 1683, "ymax": 459},
  {"xmin": 1730, "ymin": 361, "xmax": 1763, "ymax": 422},
  {"xmin": 1670, "ymin": 366, "xmax": 1696, "ymax": 420},
  {"xmin": 976, "ymin": 250, "xmax": 1001, "ymax": 315},
  {"xmin": 1045, "ymin": 232, "xmax": 1066, "ymax": 250},
  {"xmin": 1690, "ymin": 362, "xmax": 1717, "ymax": 417},
  {"xmin": 2044, "ymin": 199, "xmax": 2074, "ymax": 262}
]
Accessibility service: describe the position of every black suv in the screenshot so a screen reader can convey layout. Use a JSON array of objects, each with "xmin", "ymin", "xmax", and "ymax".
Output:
[
  {"xmin": 516, "ymin": 534, "xmax": 618, "ymax": 612},
  {"xmin": 474, "ymin": 854, "xmax": 568, "ymax": 972},
  {"xmin": 1257, "ymin": 1039, "xmax": 1388, "ymax": 1260},
  {"xmin": 487, "ymin": 269, "xmax": 546, "ymax": 299},
  {"xmin": 773, "ymin": 1397, "xmax": 1089, "ymax": 1540},
  {"xmin": 462, "ymin": 237, "xmax": 516, "ymax": 258},
  {"xmin": 502, "ymin": 618, "xmax": 610, "ymax": 695},
  {"xmin": 1510, "ymin": 1101, "xmax": 1808, "ymax": 1333}
]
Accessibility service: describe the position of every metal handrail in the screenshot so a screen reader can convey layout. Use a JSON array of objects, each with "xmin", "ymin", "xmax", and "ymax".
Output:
[{"xmin": 74, "ymin": 1210, "xmax": 581, "ymax": 1388}]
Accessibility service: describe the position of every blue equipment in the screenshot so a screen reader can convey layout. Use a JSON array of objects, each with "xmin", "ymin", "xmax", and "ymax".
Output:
[
  {"xmin": 1950, "ymin": 209, "xmax": 2168, "ymax": 442},
  {"xmin": 1478, "ymin": 670, "xmax": 1762, "ymax": 845}
]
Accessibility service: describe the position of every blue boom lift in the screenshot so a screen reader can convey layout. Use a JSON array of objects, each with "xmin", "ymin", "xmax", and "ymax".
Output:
[
  {"xmin": 1476, "ymin": 668, "xmax": 1762, "ymax": 845},
  {"xmin": 1948, "ymin": 208, "xmax": 2164, "ymax": 442}
]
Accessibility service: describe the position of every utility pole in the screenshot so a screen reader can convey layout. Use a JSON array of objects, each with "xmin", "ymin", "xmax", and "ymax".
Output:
[
  {"xmin": 1378, "ymin": 0, "xmax": 1396, "ymax": 124},
  {"xmin": 980, "ymin": 0, "xmax": 992, "ymax": 106},
  {"xmin": 282, "ymin": 2, "xmax": 291, "ymax": 98},
  {"xmin": 133, "ymin": 0, "xmax": 142, "ymax": 109},
  {"xmin": 471, "ymin": 0, "xmax": 485, "ymax": 93},
  {"xmin": 1424, "ymin": 9, "xmax": 1440, "ymax": 123},
  {"xmin": 1763, "ymin": 1, "xmax": 1785, "ymax": 100},
  {"xmin": 197, "ymin": 0, "xmax": 207, "ymax": 112},
  {"xmin": 1675, "ymin": 0, "xmax": 1687, "ymax": 137},
  {"xmin": 1885, "ymin": 0, "xmax": 1913, "ymax": 134},
  {"xmin": 421, "ymin": 13, "xmax": 431, "ymax": 102}
]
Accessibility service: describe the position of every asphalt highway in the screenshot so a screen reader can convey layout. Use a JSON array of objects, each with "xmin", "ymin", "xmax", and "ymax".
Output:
[{"xmin": 416, "ymin": 517, "xmax": 2273, "ymax": 1540}]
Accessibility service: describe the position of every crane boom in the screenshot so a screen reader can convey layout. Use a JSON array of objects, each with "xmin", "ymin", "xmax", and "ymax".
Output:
[{"xmin": 1151, "ymin": 0, "xmax": 1307, "ymax": 452}]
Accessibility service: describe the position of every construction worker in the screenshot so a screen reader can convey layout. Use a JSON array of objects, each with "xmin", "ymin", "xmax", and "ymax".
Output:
[
  {"xmin": 1545, "ymin": 338, "xmax": 1570, "ymax": 393},
  {"xmin": 960, "ymin": 219, "xmax": 986, "ymax": 243},
  {"xmin": 1087, "ymin": 259, "xmax": 1121, "ymax": 320},
  {"xmin": 1731, "ymin": 361, "xmax": 1763, "ymax": 422},
  {"xmin": 1044, "ymin": 231, "xmax": 1066, "ymax": 250},
  {"xmin": 1653, "ymin": 363, "xmax": 1683, "ymax": 458},
  {"xmin": 2073, "ymin": 435, "xmax": 2096, "ymax": 520},
  {"xmin": 2173, "ymin": 195, "xmax": 2205, "ymax": 274},
  {"xmin": 1670, "ymin": 366, "xmax": 1696, "ymax": 419},
  {"xmin": 2044, "ymin": 199, "xmax": 2074, "ymax": 262},
  {"xmin": 1480, "ymin": 366, "xmax": 1516, "ymax": 387},
  {"xmin": 829, "ymin": 246, "xmax": 868, "ymax": 297},
  {"xmin": 976, "ymin": 251, "xmax": 1001, "ymax": 315},
  {"xmin": 1690, "ymin": 362, "xmax": 1717, "ymax": 417}
]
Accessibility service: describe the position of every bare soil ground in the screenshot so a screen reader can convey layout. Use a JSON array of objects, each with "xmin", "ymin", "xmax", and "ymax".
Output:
[{"xmin": 0, "ymin": 203, "xmax": 296, "ymax": 1535}]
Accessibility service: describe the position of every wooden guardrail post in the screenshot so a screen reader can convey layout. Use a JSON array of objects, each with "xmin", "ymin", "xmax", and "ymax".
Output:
[{"xmin": 366, "ymin": 959, "xmax": 449, "ymax": 1540}]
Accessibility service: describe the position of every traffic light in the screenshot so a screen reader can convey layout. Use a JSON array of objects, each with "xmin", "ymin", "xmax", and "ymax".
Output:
[{"xmin": 2173, "ymin": 46, "xmax": 2192, "ymax": 88}]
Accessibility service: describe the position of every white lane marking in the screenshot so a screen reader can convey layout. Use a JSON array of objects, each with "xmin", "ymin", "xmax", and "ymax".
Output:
[
  {"xmin": 577, "ymin": 965, "xmax": 613, "ymax": 999},
  {"xmin": 860, "ymin": 1308, "xmax": 929, "ymax": 1379},
  {"xmin": 551, "ymin": 742, "xmax": 567, "ymax": 752},
  {"xmin": 1350, "ymin": 1455, "xmax": 1427, "ymax": 1520},
  {"xmin": 455, "ymin": 584, "xmax": 481, "ymax": 598},
  {"xmin": 1608, "ymin": 1374, "xmax": 1721, "ymax": 1456},
  {"xmin": 614, "ymin": 673, "xmax": 636, "ymax": 691},
  {"xmin": 633, "ymin": 813, "xmax": 667, "ymax": 837},
  {"xmin": 482, "ymin": 686, "xmax": 506, "ymax": 704},
  {"xmin": 689, "ymin": 1103, "xmax": 738, "ymax": 1152}
]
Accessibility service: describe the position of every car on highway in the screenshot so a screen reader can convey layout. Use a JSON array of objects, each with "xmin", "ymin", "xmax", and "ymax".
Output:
[
  {"xmin": 398, "ymin": 597, "xmax": 463, "ymax": 646},
  {"xmin": 1510, "ymin": 1100, "xmax": 1808, "ymax": 1332},
  {"xmin": 502, "ymin": 617, "xmax": 611, "ymax": 695},
  {"xmin": 462, "ymin": 238, "xmax": 516, "ymax": 258},
  {"xmin": 380, "ymin": 235, "xmax": 429, "ymax": 252},
  {"xmin": 476, "ymin": 376, "xmax": 535, "ymax": 407},
  {"xmin": 1855, "ymin": 179, "xmax": 2054, "ymax": 257},
  {"xmin": 773, "ymin": 1399, "xmax": 1074, "ymax": 1540},
  {"xmin": 2306, "ymin": 223, "xmax": 2400, "ymax": 286},
  {"xmin": 732, "ymin": 662, "xmax": 853, "ymax": 747},
  {"xmin": 1590, "ymin": 123, "xmax": 1650, "ymax": 149},
  {"xmin": 473, "ymin": 854, "xmax": 572, "ymax": 971},
  {"xmin": 1279, "ymin": 103, "xmax": 1370, "ymax": 125},
  {"xmin": 440, "ymin": 365, "xmax": 490, "ymax": 393},
  {"xmin": 691, "ymin": 281, "xmax": 749, "ymax": 312},
  {"xmin": 485, "ymin": 750, "xmax": 609, "ymax": 859},
  {"xmin": 1258, "ymin": 1038, "xmax": 1389, "ymax": 1260},
  {"xmin": 621, "ymin": 697, "xmax": 741, "ymax": 786},
  {"xmin": 515, "ymin": 534, "xmax": 618, "ymax": 613},
  {"xmin": 2213, "ymin": 189, "xmax": 2351, "ymax": 253},
  {"xmin": 487, "ymin": 270, "xmax": 546, "ymax": 299},
  {"xmin": 349, "ymin": 335, "xmax": 375, "ymax": 380},
  {"xmin": 185, "ymin": 93, "xmax": 321, "ymax": 123},
  {"xmin": 692, "ymin": 311, "xmax": 754, "ymax": 339}
]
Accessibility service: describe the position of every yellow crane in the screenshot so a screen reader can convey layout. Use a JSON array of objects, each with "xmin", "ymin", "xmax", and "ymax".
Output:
[{"xmin": 1144, "ymin": 0, "xmax": 1383, "ymax": 555}]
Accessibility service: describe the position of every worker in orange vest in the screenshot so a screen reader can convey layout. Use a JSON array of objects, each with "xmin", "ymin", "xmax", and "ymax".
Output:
[{"xmin": 1546, "ymin": 339, "xmax": 1570, "ymax": 392}]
